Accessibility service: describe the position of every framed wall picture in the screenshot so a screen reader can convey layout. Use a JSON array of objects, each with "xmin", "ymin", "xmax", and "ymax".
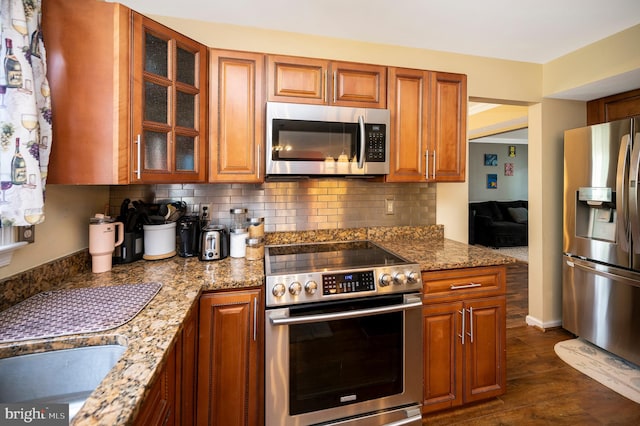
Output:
[
  {"xmin": 508, "ymin": 145, "xmax": 516, "ymax": 157},
  {"xmin": 484, "ymin": 153, "xmax": 498, "ymax": 166},
  {"xmin": 504, "ymin": 163, "xmax": 514, "ymax": 176},
  {"xmin": 487, "ymin": 174, "xmax": 497, "ymax": 188}
]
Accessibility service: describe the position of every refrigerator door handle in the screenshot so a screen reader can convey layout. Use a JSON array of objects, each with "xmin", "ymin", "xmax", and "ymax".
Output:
[
  {"xmin": 628, "ymin": 133, "xmax": 640, "ymax": 253},
  {"xmin": 619, "ymin": 133, "xmax": 632, "ymax": 253}
]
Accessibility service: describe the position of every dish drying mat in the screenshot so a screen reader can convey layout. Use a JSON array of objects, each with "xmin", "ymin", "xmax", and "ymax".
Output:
[{"xmin": 0, "ymin": 282, "xmax": 162, "ymax": 343}]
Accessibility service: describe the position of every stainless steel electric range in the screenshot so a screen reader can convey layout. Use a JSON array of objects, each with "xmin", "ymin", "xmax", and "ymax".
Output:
[{"xmin": 264, "ymin": 240, "xmax": 423, "ymax": 426}]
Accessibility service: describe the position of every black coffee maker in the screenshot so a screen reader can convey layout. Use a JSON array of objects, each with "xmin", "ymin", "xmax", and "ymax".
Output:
[{"xmin": 176, "ymin": 215, "xmax": 201, "ymax": 257}]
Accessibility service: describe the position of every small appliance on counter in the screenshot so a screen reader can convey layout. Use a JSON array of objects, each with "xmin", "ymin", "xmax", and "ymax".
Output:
[
  {"xmin": 143, "ymin": 222, "xmax": 177, "ymax": 260},
  {"xmin": 113, "ymin": 198, "xmax": 144, "ymax": 264},
  {"xmin": 177, "ymin": 215, "xmax": 201, "ymax": 257},
  {"xmin": 199, "ymin": 224, "xmax": 229, "ymax": 261},
  {"xmin": 89, "ymin": 214, "xmax": 124, "ymax": 273}
]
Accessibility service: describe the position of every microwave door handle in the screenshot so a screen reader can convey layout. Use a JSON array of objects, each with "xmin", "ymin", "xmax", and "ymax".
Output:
[{"xmin": 358, "ymin": 115, "xmax": 365, "ymax": 169}]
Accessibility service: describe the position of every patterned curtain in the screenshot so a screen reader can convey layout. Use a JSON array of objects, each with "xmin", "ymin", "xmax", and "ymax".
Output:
[{"xmin": 0, "ymin": 0, "xmax": 51, "ymax": 231}]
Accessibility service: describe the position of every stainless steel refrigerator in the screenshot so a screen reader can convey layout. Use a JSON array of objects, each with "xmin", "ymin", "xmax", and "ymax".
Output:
[{"xmin": 563, "ymin": 116, "xmax": 640, "ymax": 366}]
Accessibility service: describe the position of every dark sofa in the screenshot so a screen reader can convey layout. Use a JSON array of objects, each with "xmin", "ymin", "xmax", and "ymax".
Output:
[{"xmin": 469, "ymin": 200, "xmax": 528, "ymax": 247}]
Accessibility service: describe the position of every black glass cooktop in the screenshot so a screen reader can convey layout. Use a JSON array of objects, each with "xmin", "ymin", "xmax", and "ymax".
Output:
[{"xmin": 265, "ymin": 240, "xmax": 409, "ymax": 275}]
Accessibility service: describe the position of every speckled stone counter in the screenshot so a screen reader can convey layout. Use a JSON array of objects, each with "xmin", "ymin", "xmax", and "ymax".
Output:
[
  {"xmin": 0, "ymin": 255, "xmax": 264, "ymax": 425},
  {"xmin": 0, "ymin": 224, "xmax": 515, "ymax": 425}
]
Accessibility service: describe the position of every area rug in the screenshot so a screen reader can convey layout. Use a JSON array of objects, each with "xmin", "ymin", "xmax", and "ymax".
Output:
[
  {"xmin": 482, "ymin": 245, "xmax": 528, "ymax": 262},
  {"xmin": 554, "ymin": 338, "xmax": 640, "ymax": 404}
]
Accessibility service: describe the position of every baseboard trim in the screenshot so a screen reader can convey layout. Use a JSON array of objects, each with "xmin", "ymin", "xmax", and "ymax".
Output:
[{"xmin": 525, "ymin": 315, "xmax": 562, "ymax": 330}]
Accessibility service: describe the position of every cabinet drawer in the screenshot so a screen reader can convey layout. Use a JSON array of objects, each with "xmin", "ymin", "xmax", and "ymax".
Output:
[{"xmin": 422, "ymin": 265, "xmax": 506, "ymax": 302}]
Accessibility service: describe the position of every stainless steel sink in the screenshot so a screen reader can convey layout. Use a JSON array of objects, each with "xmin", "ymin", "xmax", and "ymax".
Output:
[{"xmin": 0, "ymin": 344, "xmax": 127, "ymax": 420}]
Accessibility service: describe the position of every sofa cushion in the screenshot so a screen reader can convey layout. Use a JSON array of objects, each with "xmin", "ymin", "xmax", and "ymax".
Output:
[
  {"xmin": 508, "ymin": 206, "xmax": 528, "ymax": 224},
  {"xmin": 471, "ymin": 201, "xmax": 503, "ymax": 221},
  {"xmin": 496, "ymin": 200, "xmax": 527, "ymax": 220}
]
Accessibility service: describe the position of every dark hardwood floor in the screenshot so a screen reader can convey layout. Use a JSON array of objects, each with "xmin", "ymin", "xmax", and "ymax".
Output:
[{"xmin": 423, "ymin": 261, "xmax": 640, "ymax": 425}]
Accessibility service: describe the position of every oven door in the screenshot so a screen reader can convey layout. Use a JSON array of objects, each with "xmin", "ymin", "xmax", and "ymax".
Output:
[{"xmin": 265, "ymin": 293, "xmax": 423, "ymax": 426}]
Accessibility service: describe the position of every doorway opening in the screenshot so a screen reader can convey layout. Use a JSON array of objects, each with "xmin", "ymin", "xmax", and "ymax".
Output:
[{"xmin": 468, "ymin": 101, "xmax": 528, "ymax": 262}]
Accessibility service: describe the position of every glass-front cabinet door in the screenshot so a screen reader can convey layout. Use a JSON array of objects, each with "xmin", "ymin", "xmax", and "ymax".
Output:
[{"xmin": 132, "ymin": 14, "xmax": 207, "ymax": 182}]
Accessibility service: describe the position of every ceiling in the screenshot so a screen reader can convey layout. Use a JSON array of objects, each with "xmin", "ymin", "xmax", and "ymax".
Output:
[{"xmin": 117, "ymin": 0, "xmax": 640, "ymax": 64}]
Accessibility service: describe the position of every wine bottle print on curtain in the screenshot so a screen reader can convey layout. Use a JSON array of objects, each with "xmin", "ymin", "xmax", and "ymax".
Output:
[{"xmin": 0, "ymin": 0, "xmax": 52, "ymax": 230}]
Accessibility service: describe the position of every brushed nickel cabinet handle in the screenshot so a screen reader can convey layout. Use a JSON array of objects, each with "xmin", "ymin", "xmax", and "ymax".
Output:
[
  {"xmin": 458, "ymin": 309, "xmax": 465, "ymax": 345},
  {"xmin": 450, "ymin": 283, "xmax": 482, "ymax": 290}
]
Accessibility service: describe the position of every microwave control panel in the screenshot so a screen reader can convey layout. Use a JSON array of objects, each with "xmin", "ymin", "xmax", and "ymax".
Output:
[{"xmin": 365, "ymin": 124, "xmax": 386, "ymax": 162}]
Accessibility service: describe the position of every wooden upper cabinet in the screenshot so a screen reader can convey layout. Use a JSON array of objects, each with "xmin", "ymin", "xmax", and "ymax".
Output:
[
  {"xmin": 131, "ymin": 15, "xmax": 208, "ymax": 183},
  {"xmin": 43, "ymin": 0, "xmax": 207, "ymax": 184},
  {"xmin": 387, "ymin": 67, "xmax": 430, "ymax": 182},
  {"xmin": 587, "ymin": 88, "xmax": 640, "ymax": 125},
  {"xmin": 267, "ymin": 55, "xmax": 386, "ymax": 108},
  {"xmin": 387, "ymin": 69, "xmax": 467, "ymax": 183},
  {"xmin": 331, "ymin": 61, "xmax": 386, "ymax": 108},
  {"xmin": 209, "ymin": 49, "xmax": 265, "ymax": 183},
  {"xmin": 429, "ymin": 72, "xmax": 467, "ymax": 182},
  {"xmin": 44, "ymin": 0, "xmax": 131, "ymax": 184}
]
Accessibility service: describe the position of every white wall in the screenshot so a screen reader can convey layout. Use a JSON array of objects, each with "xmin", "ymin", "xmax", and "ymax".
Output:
[{"xmin": 468, "ymin": 143, "xmax": 528, "ymax": 202}]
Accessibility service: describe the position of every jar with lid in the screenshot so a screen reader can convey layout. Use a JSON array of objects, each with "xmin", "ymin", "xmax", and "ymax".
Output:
[
  {"xmin": 230, "ymin": 227, "xmax": 249, "ymax": 258},
  {"xmin": 245, "ymin": 237, "xmax": 264, "ymax": 261},
  {"xmin": 247, "ymin": 217, "xmax": 264, "ymax": 238},
  {"xmin": 230, "ymin": 208, "xmax": 248, "ymax": 229}
]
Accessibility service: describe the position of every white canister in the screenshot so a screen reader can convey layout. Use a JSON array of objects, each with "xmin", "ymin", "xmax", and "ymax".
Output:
[
  {"xmin": 143, "ymin": 222, "xmax": 177, "ymax": 260},
  {"xmin": 230, "ymin": 227, "xmax": 248, "ymax": 258}
]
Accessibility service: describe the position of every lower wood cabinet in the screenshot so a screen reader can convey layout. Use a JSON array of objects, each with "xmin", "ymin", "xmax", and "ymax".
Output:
[
  {"xmin": 421, "ymin": 266, "xmax": 507, "ymax": 414},
  {"xmin": 134, "ymin": 302, "xmax": 198, "ymax": 426},
  {"xmin": 197, "ymin": 288, "xmax": 263, "ymax": 426}
]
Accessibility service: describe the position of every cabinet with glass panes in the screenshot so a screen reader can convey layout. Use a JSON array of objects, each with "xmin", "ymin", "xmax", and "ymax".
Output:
[{"xmin": 43, "ymin": 0, "xmax": 207, "ymax": 184}]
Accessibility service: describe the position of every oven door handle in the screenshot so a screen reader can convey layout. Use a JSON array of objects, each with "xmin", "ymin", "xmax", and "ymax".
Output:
[{"xmin": 269, "ymin": 297, "xmax": 422, "ymax": 326}]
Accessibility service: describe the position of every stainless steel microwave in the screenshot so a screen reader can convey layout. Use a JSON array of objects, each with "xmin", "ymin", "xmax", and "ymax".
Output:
[{"xmin": 265, "ymin": 102, "xmax": 390, "ymax": 176}]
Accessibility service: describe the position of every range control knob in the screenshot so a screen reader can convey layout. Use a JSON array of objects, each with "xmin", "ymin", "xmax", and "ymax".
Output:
[
  {"xmin": 289, "ymin": 281, "xmax": 302, "ymax": 296},
  {"xmin": 272, "ymin": 283, "xmax": 286, "ymax": 298},
  {"xmin": 379, "ymin": 273, "xmax": 393, "ymax": 287},
  {"xmin": 394, "ymin": 273, "xmax": 407, "ymax": 285},
  {"xmin": 407, "ymin": 271, "xmax": 420, "ymax": 284},
  {"xmin": 305, "ymin": 280, "xmax": 318, "ymax": 294}
]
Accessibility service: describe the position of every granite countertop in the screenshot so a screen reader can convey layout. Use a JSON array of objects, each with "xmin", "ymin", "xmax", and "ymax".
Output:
[
  {"xmin": 0, "ymin": 225, "xmax": 515, "ymax": 425},
  {"xmin": 0, "ymin": 255, "xmax": 265, "ymax": 425}
]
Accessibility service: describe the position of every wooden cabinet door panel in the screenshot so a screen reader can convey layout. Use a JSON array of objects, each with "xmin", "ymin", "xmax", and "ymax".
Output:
[
  {"xmin": 587, "ymin": 88, "xmax": 640, "ymax": 125},
  {"xmin": 422, "ymin": 302, "xmax": 463, "ymax": 413},
  {"xmin": 387, "ymin": 67, "xmax": 430, "ymax": 182},
  {"xmin": 177, "ymin": 304, "xmax": 198, "ymax": 425},
  {"xmin": 197, "ymin": 290, "xmax": 262, "ymax": 426},
  {"xmin": 464, "ymin": 296, "xmax": 506, "ymax": 403},
  {"xmin": 135, "ymin": 344, "xmax": 176, "ymax": 426},
  {"xmin": 332, "ymin": 62, "xmax": 386, "ymax": 108},
  {"xmin": 429, "ymin": 72, "xmax": 467, "ymax": 182},
  {"xmin": 43, "ymin": 0, "xmax": 131, "ymax": 184},
  {"xmin": 267, "ymin": 55, "xmax": 328, "ymax": 104},
  {"xmin": 131, "ymin": 15, "xmax": 207, "ymax": 183},
  {"xmin": 210, "ymin": 50, "xmax": 264, "ymax": 182}
]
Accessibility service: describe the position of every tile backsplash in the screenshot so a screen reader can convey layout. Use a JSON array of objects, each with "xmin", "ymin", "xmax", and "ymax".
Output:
[{"xmin": 109, "ymin": 180, "xmax": 436, "ymax": 232}]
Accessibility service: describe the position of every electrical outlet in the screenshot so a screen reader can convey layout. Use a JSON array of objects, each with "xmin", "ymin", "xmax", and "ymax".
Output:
[
  {"xmin": 200, "ymin": 203, "xmax": 212, "ymax": 220},
  {"xmin": 17, "ymin": 225, "xmax": 35, "ymax": 243},
  {"xmin": 385, "ymin": 199, "xmax": 395, "ymax": 215}
]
